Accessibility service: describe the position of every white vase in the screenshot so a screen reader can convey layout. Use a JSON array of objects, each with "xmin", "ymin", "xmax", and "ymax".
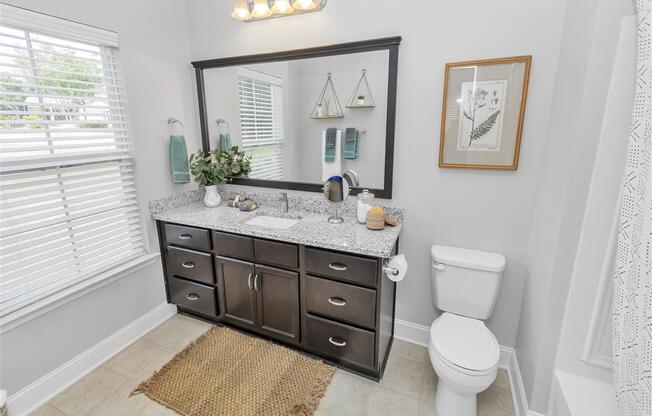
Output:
[{"xmin": 203, "ymin": 185, "xmax": 221, "ymax": 207}]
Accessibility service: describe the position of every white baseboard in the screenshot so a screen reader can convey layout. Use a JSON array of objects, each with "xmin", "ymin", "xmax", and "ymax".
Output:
[
  {"xmin": 394, "ymin": 319, "xmax": 545, "ymax": 416},
  {"xmin": 7, "ymin": 302, "xmax": 177, "ymax": 416}
]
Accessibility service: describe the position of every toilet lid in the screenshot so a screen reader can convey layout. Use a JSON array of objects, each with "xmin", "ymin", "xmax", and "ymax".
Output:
[{"xmin": 430, "ymin": 313, "xmax": 499, "ymax": 373}]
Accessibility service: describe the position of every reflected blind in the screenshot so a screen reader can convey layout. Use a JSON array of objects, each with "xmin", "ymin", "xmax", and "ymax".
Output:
[
  {"xmin": 238, "ymin": 74, "xmax": 284, "ymax": 180},
  {"xmin": 0, "ymin": 18, "xmax": 145, "ymax": 315}
]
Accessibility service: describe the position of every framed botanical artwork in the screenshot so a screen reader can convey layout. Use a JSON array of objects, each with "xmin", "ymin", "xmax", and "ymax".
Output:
[{"xmin": 438, "ymin": 56, "xmax": 532, "ymax": 169}]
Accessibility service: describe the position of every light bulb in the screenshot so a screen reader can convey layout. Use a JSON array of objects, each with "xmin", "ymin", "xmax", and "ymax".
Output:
[
  {"xmin": 252, "ymin": 0, "xmax": 273, "ymax": 18},
  {"xmin": 231, "ymin": 0, "xmax": 252, "ymax": 20},
  {"xmin": 292, "ymin": 0, "xmax": 317, "ymax": 11},
  {"xmin": 272, "ymin": 0, "xmax": 294, "ymax": 14}
]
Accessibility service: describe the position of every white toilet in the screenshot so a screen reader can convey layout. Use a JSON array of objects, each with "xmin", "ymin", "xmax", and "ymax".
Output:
[{"xmin": 428, "ymin": 245, "xmax": 506, "ymax": 416}]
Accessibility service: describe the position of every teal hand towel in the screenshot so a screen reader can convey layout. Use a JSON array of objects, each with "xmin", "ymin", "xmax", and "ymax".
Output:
[
  {"xmin": 219, "ymin": 133, "xmax": 232, "ymax": 151},
  {"xmin": 169, "ymin": 134, "xmax": 190, "ymax": 184},
  {"xmin": 324, "ymin": 128, "xmax": 337, "ymax": 162},
  {"xmin": 343, "ymin": 128, "xmax": 359, "ymax": 159}
]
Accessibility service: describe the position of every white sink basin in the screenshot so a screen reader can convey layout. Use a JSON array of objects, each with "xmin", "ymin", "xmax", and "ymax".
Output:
[{"xmin": 245, "ymin": 215, "xmax": 299, "ymax": 230}]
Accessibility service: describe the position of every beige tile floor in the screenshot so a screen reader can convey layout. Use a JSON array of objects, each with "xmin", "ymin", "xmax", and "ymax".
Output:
[{"xmin": 31, "ymin": 314, "xmax": 515, "ymax": 416}]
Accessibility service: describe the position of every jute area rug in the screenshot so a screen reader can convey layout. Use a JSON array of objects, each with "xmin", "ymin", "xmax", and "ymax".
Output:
[{"xmin": 132, "ymin": 326, "xmax": 336, "ymax": 416}]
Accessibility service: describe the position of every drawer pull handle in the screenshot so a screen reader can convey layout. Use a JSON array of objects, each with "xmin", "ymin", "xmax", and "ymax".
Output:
[
  {"xmin": 328, "ymin": 337, "xmax": 347, "ymax": 347},
  {"xmin": 178, "ymin": 234, "xmax": 193, "ymax": 240},
  {"xmin": 181, "ymin": 261, "xmax": 195, "ymax": 269},
  {"xmin": 247, "ymin": 272, "xmax": 253, "ymax": 290},
  {"xmin": 328, "ymin": 297, "xmax": 347, "ymax": 307},
  {"xmin": 185, "ymin": 293, "xmax": 199, "ymax": 301},
  {"xmin": 328, "ymin": 262, "xmax": 348, "ymax": 272}
]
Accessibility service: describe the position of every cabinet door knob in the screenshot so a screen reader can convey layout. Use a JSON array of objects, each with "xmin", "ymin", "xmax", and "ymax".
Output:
[
  {"xmin": 186, "ymin": 293, "xmax": 199, "ymax": 301},
  {"xmin": 181, "ymin": 261, "xmax": 195, "ymax": 269},
  {"xmin": 247, "ymin": 272, "xmax": 253, "ymax": 290},
  {"xmin": 328, "ymin": 337, "xmax": 347, "ymax": 347},
  {"xmin": 178, "ymin": 234, "xmax": 192, "ymax": 240},
  {"xmin": 328, "ymin": 262, "xmax": 348, "ymax": 272},
  {"xmin": 328, "ymin": 297, "xmax": 347, "ymax": 307},
  {"xmin": 253, "ymin": 273, "xmax": 260, "ymax": 292}
]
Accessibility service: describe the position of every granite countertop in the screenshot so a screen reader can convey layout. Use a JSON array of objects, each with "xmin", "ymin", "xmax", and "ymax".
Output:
[{"xmin": 150, "ymin": 190, "xmax": 403, "ymax": 258}]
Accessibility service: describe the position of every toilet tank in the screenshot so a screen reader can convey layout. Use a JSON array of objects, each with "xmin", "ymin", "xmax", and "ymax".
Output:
[{"xmin": 431, "ymin": 245, "xmax": 506, "ymax": 320}]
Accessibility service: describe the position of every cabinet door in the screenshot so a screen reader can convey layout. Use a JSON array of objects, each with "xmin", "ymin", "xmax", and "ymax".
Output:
[
  {"xmin": 255, "ymin": 264, "xmax": 300, "ymax": 344},
  {"xmin": 215, "ymin": 256, "xmax": 256, "ymax": 329}
]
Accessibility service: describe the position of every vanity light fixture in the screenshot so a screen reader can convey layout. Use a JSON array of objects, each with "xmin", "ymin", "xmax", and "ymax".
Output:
[{"xmin": 231, "ymin": 0, "xmax": 327, "ymax": 22}]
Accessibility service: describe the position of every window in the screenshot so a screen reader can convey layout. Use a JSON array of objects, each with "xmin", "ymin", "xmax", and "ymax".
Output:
[
  {"xmin": 238, "ymin": 69, "xmax": 284, "ymax": 180},
  {"xmin": 0, "ymin": 6, "xmax": 145, "ymax": 316}
]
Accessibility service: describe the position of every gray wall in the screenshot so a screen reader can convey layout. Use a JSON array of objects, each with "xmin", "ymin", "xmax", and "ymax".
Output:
[
  {"xmin": 185, "ymin": 0, "xmax": 568, "ymax": 352},
  {"xmin": 0, "ymin": 0, "xmax": 198, "ymax": 396}
]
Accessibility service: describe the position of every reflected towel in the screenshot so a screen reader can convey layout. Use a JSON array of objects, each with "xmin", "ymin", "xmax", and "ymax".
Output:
[
  {"xmin": 169, "ymin": 134, "xmax": 190, "ymax": 184},
  {"xmin": 324, "ymin": 128, "xmax": 337, "ymax": 162},
  {"xmin": 343, "ymin": 127, "xmax": 359, "ymax": 159},
  {"xmin": 321, "ymin": 129, "xmax": 342, "ymax": 181},
  {"xmin": 218, "ymin": 133, "xmax": 232, "ymax": 151}
]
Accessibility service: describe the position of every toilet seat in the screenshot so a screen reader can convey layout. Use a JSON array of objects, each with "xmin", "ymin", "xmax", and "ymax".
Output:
[{"xmin": 430, "ymin": 313, "xmax": 499, "ymax": 376}]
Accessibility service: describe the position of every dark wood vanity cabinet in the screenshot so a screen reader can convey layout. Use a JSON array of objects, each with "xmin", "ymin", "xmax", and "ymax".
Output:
[
  {"xmin": 157, "ymin": 220, "xmax": 396, "ymax": 379},
  {"xmin": 215, "ymin": 256, "xmax": 300, "ymax": 344}
]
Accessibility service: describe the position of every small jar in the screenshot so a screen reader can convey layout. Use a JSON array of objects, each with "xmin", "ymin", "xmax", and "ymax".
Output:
[{"xmin": 356, "ymin": 190, "xmax": 375, "ymax": 224}]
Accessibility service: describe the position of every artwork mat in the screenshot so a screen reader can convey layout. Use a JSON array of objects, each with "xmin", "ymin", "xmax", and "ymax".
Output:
[
  {"xmin": 438, "ymin": 56, "xmax": 532, "ymax": 170},
  {"xmin": 456, "ymin": 79, "xmax": 508, "ymax": 152}
]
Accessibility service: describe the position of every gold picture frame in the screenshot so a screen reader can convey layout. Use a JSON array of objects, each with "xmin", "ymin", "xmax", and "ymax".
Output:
[{"xmin": 438, "ymin": 56, "xmax": 532, "ymax": 170}]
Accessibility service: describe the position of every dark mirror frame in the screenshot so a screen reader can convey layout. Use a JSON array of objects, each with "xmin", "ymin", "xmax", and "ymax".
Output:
[{"xmin": 191, "ymin": 36, "xmax": 401, "ymax": 199}]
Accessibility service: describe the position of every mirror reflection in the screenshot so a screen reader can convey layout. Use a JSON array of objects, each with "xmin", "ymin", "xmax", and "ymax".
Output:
[{"xmin": 202, "ymin": 49, "xmax": 389, "ymax": 190}]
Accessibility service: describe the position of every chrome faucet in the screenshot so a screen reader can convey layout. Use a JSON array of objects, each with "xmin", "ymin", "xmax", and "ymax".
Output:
[
  {"xmin": 342, "ymin": 169, "xmax": 360, "ymax": 188},
  {"xmin": 280, "ymin": 192, "xmax": 289, "ymax": 214}
]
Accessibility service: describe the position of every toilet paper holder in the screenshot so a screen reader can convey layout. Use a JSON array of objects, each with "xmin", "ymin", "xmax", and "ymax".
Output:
[{"xmin": 383, "ymin": 265, "xmax": 400, "ymax": 276}]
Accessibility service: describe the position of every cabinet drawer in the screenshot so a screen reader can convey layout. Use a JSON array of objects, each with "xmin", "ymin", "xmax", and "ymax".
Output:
[
  {"xmin": 305, "ymin": 275, "xmax": 376, "ymax": 330},
  {"xmin": 166, "ymin": 246, "xmax": 214, "ymax": 285},
  {"xmin": 164, "ymin": 223, "xmax": 211, "ymax": 252},
  {"xmin": 212, "ymin": 231, "xmax": 254, "ymax": 261},
  {"xmin": 305, "ymin": 248, "xmax": 378, "ymax": 288},
  {"xmin": 305, "ymin": 314, "xmax": 375, "ymax": 369},
  {"xmin": 168, "ymin": 276, "xmax": 217, "ymax": 318},
  {"xmin": 254, "ymin": 239, "xmax": 299, "ymax": 269}
]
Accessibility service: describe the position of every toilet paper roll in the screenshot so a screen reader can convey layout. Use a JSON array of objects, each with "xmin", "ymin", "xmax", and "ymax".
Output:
[{"xmin": 385, "ymin": 254, "xmax": 408, "ymax": 282}]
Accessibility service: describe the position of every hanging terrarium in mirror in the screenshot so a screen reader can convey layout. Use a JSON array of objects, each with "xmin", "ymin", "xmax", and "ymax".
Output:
[
  {"xmin": 310, "ymin": 72, "xmax": 344, "ymax": 119},
  {"xmin": 346, "ymin": 69, "xmax": 376, "ymax": 109}
]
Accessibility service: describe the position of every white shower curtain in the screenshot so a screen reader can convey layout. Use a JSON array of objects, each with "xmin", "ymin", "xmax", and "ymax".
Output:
[{"xmin": 612, "ymin": 0, "xmax": 652, "ymax": 414}]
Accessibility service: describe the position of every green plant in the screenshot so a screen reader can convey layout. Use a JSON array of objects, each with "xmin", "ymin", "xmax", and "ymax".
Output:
[
  {"xmin": 189, "ymin": 146, "xmax": 252, "ymax": 186},
  {"xmin": 216, "ymin": 146, "xmax": 252, "ymax": 178},
  {"xmin": 357, "ymin": 95, "xmax": 365, "ymax": 100},
  {"xmin": 189, "ymin": 150, "xmax": 227, "ymax": 186}
]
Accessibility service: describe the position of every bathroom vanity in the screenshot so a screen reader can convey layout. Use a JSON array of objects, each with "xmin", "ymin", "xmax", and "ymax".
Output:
[
  {"xmin": 151, "ymin": 191, "xmax": 402, "ymax": 379},
  {"xmin": 151, "ymin": 36, "xmax": 403, "ymax": 379}
]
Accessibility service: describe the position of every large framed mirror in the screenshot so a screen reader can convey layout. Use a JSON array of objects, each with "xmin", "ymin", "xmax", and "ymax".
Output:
[{"xmin": 192, "ymin": 36, "xmax": 401, "ymax": 198}]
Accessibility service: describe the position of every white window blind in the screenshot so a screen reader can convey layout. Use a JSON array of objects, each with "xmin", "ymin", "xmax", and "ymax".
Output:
[
  {"xmin": 0, "ymin": 9, "xmax": 145, "ymax": 316},
  {"xmin": 238, "ymin": 70, "xmax": 284, "ymax": 180}
]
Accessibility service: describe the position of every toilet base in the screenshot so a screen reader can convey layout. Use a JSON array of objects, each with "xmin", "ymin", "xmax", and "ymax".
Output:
[{"xmin": 435, "ymin": 380, "xmax": 477, "ymax": 416}]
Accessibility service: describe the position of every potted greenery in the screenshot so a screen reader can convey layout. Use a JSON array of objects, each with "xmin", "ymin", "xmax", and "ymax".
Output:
[
  {"xmin": 190, "ymin": 150, "xmax": 226, "ymax": 207},
  {"xmin": 356, "ymin": 95, "xmax": 366, "ymax": 106},
  {"xmin": 190, "ymin": 146, "xmax": 252, "ymax": 207}
]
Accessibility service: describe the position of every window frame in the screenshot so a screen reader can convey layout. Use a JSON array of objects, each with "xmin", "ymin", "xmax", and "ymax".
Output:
[
  {"xmin": 0, "ymin": 4, "xmax": 152, "ymax": 324},
  {"xmin": 237, "ymin": 67, "xmax": 285, "ymax": 181}
]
